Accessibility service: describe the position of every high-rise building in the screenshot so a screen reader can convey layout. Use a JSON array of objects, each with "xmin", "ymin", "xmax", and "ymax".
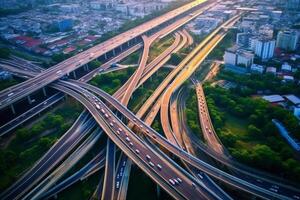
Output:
[
  {"xmin": 236, "ymin": 32, "xmax": 252, "ymax": 48},
  {"xmin": 254, "ymin": 38, "xmax": 276, "ymax": 60},
  {"xmin": 286, "ymin": 0, "xmax": 300, "ymax": 11},
  {"xmin": 276, "ymin": 30, "xmax": 298, "ymax": 51}
]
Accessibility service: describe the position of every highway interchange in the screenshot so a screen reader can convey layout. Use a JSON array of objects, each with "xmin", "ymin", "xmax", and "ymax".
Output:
[{"xmin": 0, "ymin": 0, "xmax": 300, "ymax": 199}]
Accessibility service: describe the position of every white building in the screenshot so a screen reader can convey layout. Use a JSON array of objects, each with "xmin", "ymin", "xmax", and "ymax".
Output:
[
  {"xmin": 224, "ymin": 46, "xmax": 254, "ymax": 68},
  {"xmin": 266, "ymin": 67, "xmax": 277, "ymax": 74},
  {"xmin": 281, "ymin": 62, "xmax": 292, "ymax": 72},
  {"xmin": 250, "ymin": 64, "xmax": 264, "ymax": 74},
  {"xmin": 254, "ymin": 38, "xmax": 276, "ymax": 60}
]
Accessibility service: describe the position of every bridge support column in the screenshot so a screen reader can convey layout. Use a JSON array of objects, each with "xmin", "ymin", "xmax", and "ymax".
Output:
[
  {"xmin": 72, "ymin": 71, "xmax": 77, "ymax": 79},
  {"xmin": 112, "ymin": 49, "xmax": 116, "ymax": 56},
  {"xmin": 84, "ymin": 64, "xmax": 89, "ymax": 71},
  {"xmin": 104, "ymin": 53, "xmax": 108, "ymax": 60},
  {"xmin": 134, "ymin": 37, "xmax": 137, "ymax": 43},
  {"xmin": 120, "ymin": 45, "xmax": 123, "ymax": 51},
  {"xmin": 156, "ymin": 185, "xmax": 161, "ymax": 199},
  {"xmin": 42, "ymin": 87, "xmax": 47, "ymax": 97},
  {"xmin": 127, "ymin": 41, "xmax": 130, "ymax": 47},
  {"xmin": 27, "ymin": 95, "xmax": 32, "ymax": 104},
  {"xmin": 10, "ymin": 104, "xmax": 16, "ymax": 115}
]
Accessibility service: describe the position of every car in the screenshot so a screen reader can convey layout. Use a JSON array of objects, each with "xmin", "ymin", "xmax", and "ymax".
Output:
[
  {"xmin": 135, "ymin": 149, "xmax": 140, "ymax": 154},
  {"xmin": 126, "ymin": 137, "xmax": 130, "ymax": 142},
  {"xmin": 146, "ymin": 129, "xmax": 150, "ymax": 133},
  {"xmin": 101, "ymin": 109, "xmax": 105, "ymax": 113},
  {"xmin": 152, "ymin": 134, "xmax": 156, "ymax": 139},
  {"xmin": 96, "ymin": 104, "xmax": 101, "ymax": 110},
  {"xmin": 293, "ymin": 195, "xmax": 300, "ymax": 199},
  {"xmin": 146, "ymin": 155, "xmax": 151, "ymax": 160},
  {"xmin": 198, "ymin": 174, "xmax": 203, "ymax": 179},
  {"xmin": 169, "ymin": 179, "xmax": 175, "ymax": 185},
  {"xmin": 116, "ymin": 130, "xmax": 120, "ymax": 135},
  {"xmin": 133, "ymin": 118, "xmax": 137, "ymax": 122},
  {"xmin": 109, "ymin": 123, "xmax": 114, "ymax": 127},
  {"xmin": 173, "ymin": 179, "xmax": 179, "ymax": 184},
  {"xmin": 8, "ymin": 92, "xmax": 14, "ymax": 97},
  {"xmin": 118, "ymin": 128, "xmax": 122, "ymax": 132},
  {"xmin": 177, "ymin": 178, "xmax": 182, "ymax": 183},
  {"xmin": 105, "ymin": 114, "xmax": 109, "ymax": 118},
  {"xmin": 157, "ymin": 164, "xmax": 162, "ymax": 170},
  {"xmin": 149, "ymin": 162, "xmax": 155, "ymax": 167},
  {"xmin": 116, "ymin": 181, "xmax": 120, "ymax": 189},
  {"xmin": 269, "ymin": 188, "xmax": 278, "ymax": 193},
  {"xmin": 192, "ymin": 183, "xmax": 196, "ymax": 188},
  {"xmin": 129, "ymin": 142, "xmax": 133, "ymax": 146}
]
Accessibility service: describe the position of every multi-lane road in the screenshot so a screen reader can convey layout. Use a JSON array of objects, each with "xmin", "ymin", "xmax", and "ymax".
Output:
[{"xmin": 0, "ymin": 0, "xmax": 212, "ymax": 110}]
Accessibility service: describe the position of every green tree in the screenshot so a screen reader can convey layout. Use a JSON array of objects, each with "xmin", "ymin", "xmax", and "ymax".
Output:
[
  {"xmin": 0, "ymin": 48, "xmax": 10, "ymax": 58},
  {"xmin": 169, "ymin": 53, "xmax": 182, "ymax": 65}
]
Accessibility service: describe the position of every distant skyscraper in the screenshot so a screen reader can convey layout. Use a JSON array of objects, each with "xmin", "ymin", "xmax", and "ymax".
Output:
[
  {"xmin": 286, "ymin": 0, "xmax": 300, "ymax": 10},
  {"xmin": 276, "ymin": 30, "xmax": 298, "ymax": 51}
]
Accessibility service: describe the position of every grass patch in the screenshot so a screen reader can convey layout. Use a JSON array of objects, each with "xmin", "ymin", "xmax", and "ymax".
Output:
[
  {"xmin": 128, "ymin": 68, "xmax": 171, "ymax": 113},
  {"xmin": 148, "ymin": 36, "xmax": 175, "ymax": 63},
  {"xmin": 121, "ymin": 51, "xmax": 141, "ymax": 65},
  {"xmin": 89, "ymin": 67, "xmax": 135, "ymax": 95}
]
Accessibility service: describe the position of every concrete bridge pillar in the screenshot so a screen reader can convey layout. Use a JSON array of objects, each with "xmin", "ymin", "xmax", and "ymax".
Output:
[
  {"xmin": 27, "ymin": 95, "xmax": 32, "ymax": 104},
  {"xmin": 112, "ymin": 49, "xmax": 116, "ymax": 56},
  {"xmin": 156, "ymin": 185, "xmax": 161, "ymax": 199},
  {"xmin": 120, "ymin": 45, "xmax": 123, "ymax": 51},
  {"xmin": 10, "ymin": 104, "xmax": 16, "ymax": 115},
  {"xmin": 42, "ymin": 87, "xmax": 47, "ymax": 97},
  {"xmin": 84, "ymin": 64, "xmax": 89, "ymax": 71},
  {"xmin": 104, "ymin": 53, "xmax": 108, "ymax": 60},
  {"xmin": 72, "ymin": 71, "xmax": 77, "ymax": 79}
]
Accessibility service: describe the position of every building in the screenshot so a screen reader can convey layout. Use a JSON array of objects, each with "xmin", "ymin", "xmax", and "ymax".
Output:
[
  {"xmin": 266, "ymin": 67, "xmax": 277, "ymax": 74},
  {"xmin": 236, "ymin": 32, "xmax": 252, "ymax": 48},
  {"xmin": 283, "ymin": 75, "xmax": 294, "ymax": 82},
  {"xmin": 262, "ymin": 95, "xmax": 285, "ymax": 103},
  {"xmin": 224, "ymin": 46, "xmax": 254, "ymax": 68},
  {"xmin": 286, "ymin": 0, "xmax": 300, "ymax": 11},
  {"xmin": 54, "ymin": 19, "xmax": 73, "ymax": 32},
  {"xmin": 284, "ymin": 95, "xmax": 300, "ymax": 105},
  {"xmin": 254, "ymin": 38, "xmax": 276, "ymax": 60},
  {"xmin": 294, "ymin": 106, "xmax": 300, "ymax": 120},
  {"xmin": 276, "ymin": 30, "xmax": 298, "ymax": 51},
  {"xmin": 281, "ymin": 62, "xmax": 292, "ymax": 72},
  {"xmin": 250, "ymin": 64, "xmax": 264, "ymax": 74}
]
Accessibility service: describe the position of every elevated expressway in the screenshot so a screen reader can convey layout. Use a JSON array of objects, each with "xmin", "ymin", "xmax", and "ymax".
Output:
[
  {"xmin": 0, "ymin": 30, "xmax": 185, "ymax": 200},
  {"xmin": 51, "ymin": 82, "xmax": 219, "ymax": 200},
  {"xmin": 1, "ymin": 2, "xmax": 299, "ymax": 200},
  {"xmin": 3, "ymin": 18, "xmax": 300, "ymax": 199},
  {"xmin": 0, "ymin": 0, "xmax": 215, "ymax": 111}
]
